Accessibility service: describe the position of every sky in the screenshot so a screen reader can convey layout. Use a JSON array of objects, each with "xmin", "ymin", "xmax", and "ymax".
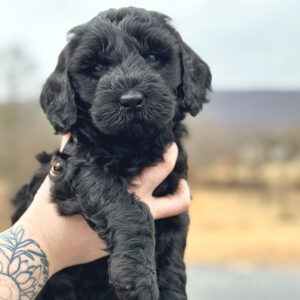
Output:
[{"xmin": 0, "ymin": 0, "xmax": 299, "ymax": 101}]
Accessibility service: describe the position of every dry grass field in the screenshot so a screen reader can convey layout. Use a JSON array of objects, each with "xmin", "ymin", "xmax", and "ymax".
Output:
[
  {"xmin": 186, "ymin": 187, "xmax": 300, "ymax": 267},
  {"xmin": 0, "ymin": 180, "xmax": 12, "ymax": 231}
]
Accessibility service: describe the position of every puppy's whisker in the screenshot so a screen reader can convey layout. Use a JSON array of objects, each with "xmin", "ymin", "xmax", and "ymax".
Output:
[
  {"xmin": 75, "ymin": 104, "xmax": 89, "ymax": 114},
  {"xmin": 76, "ymin": 115, "xmax": 91, "ymax": 121}
]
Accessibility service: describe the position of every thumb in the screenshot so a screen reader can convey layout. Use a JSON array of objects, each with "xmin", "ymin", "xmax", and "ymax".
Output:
[
  {"xmin": 146, "ymin": 179, "xmax": 191, "ymax": 219},
  {"xmin": 131, "ymin": 143, "xmax": 178, "ymax": 193},
  {"xmin": 60, "ymin": 133, "xmax": 71, "ymax": 152}
]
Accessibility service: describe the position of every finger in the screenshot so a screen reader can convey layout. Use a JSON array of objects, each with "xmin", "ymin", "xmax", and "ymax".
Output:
[
  {"xmin": 149, "ymin": 179, "xmax": 191, "ymax": 219},
  {"xmin": 60, "ymin": 133, "xmax": 71, "ymax": 152},
  {"xmin": 132, "ymin": 143, "xmax": 178, "ymax": 192},
  {"xmin": 34, "ymin": 176, "xmax": 51, "ymax": 202}
]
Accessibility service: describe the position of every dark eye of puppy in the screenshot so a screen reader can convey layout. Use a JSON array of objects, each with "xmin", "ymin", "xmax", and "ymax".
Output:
[
  {"xmin": 91, "ymin": 61, "xmax": 110, "ymax": 77},
  {"xmin": 93, "ymin": 64, "xmax": 102, "ymax": 72},
  {"xmin": 147, "ymin": 53, "xmax": 158, "ymax": 62},
  {"xmin": 92, "ymin": 64, "xmax": 102, "ymax": 75}
]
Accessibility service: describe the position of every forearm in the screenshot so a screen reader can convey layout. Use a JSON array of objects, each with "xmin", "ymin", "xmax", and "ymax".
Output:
[{"xmin": 0, "ymin": 221, "xmax": 53, "ymax": 300}]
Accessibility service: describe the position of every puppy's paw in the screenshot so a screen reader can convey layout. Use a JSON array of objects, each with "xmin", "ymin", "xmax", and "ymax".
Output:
[
  {"xmin": 135, "ymin": 282, "xmax": 159, "ymax": 300},
  {"xmin": 110, "ymin": 266, "xmax": 159, "ymax": 300}
]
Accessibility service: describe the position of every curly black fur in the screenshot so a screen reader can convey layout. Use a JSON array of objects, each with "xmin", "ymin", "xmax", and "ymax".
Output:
[{"xmin": 11, "ymin": 7, "xmax": 211, "ymax": 300}]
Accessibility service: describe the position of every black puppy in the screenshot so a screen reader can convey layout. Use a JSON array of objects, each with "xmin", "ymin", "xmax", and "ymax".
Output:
[{"xmin": 12, "ymin": 7, "xmax": 211, "ymax": 300}]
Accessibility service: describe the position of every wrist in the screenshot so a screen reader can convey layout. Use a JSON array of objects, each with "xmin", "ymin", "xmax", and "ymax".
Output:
[
  {"xmin": 0, "ymin": 223, "xmax": 51, "ymax": 299},
  {"xmin": 17, "ymin": 176, "xmax": 68, "ymax": 276},
  {"xmin": 15, "ymin": 219, "xmax": 57, "ymax": 277}
]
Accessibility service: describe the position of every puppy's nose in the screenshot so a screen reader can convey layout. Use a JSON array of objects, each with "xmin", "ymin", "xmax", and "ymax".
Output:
[{"xmin": 120, "ymin": 91, "xmax": 144, "ymax": 109}]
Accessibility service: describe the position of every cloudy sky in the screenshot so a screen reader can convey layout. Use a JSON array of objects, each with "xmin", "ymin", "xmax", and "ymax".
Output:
[{"xmin": 0, "ymin": 0, "xmax": 299, "ymax": 101}]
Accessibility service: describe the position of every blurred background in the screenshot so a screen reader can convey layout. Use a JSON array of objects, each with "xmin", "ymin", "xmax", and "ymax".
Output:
[{"xmin": 0, "ymin": 0, "xmax": 299, "ymax": 299}]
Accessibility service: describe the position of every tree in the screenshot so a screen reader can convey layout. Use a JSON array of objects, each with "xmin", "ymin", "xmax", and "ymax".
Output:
[{"xmin": 0, "ymin": 44, "xmax": 36, "ymax": 102}]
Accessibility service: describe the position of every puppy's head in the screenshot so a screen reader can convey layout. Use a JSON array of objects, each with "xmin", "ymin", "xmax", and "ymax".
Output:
[{"xmin": 41, "ymin": 7, "xmax": 211, "ymax": 137}]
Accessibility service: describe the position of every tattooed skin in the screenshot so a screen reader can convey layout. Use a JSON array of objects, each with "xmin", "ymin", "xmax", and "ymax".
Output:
[{"xmin": 0, "ymin": 226, "xmax": 48, "ymax": 300}]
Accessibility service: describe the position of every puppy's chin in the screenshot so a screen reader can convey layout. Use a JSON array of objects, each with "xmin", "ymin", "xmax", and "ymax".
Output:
[{"xmin": 96, "ymin": 119, "xmax": 169, "ymax": 138}]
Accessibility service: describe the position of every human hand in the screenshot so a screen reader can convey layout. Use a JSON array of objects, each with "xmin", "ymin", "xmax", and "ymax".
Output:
[{"xmin": 128, "ymin": 142, "xmax": 191, "ymax": 219}]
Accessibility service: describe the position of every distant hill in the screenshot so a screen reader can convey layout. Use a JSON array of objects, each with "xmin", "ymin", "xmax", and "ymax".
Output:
[{"xmin": 202, "ymin": 91, "xmax": 300, "ymax": 132}]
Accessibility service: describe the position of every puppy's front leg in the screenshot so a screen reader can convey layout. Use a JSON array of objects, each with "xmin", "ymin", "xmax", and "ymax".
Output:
[
  {"xmin": 105, "ymin": 198, "xmax": 159, "ymax": 300},
  {"xmin": 74, "ymin": 173, "xmax": 159, "ymax": 300}
]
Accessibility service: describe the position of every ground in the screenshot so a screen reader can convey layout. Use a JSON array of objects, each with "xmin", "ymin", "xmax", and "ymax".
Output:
[{"xmin": 186, "ymin": 187, "xmax": 300, "ymax": 266}]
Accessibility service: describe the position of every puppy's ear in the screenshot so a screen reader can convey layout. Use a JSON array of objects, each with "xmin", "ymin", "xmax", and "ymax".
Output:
[
  {"xmin": 40, "ymin": 43, "xmax": 76, "ymax": 134},
  {"xmin": 178, "ymin": 42, "xmax": 212, "ymax": 116}
]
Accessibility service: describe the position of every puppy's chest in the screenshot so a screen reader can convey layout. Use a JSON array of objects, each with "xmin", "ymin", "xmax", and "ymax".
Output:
[
  {"xmin": 68, "ymin": 142, "xmax": 165, "ymax": 183},
  {"xmin": 68, "ymin": 127, "xmax": 176, "ymax": 181},
  {"xmin": 90, "ymin": 148, "xmax": 163, "ymax": 180}
]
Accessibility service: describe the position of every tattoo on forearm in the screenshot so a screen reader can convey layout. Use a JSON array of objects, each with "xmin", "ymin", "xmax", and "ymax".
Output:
[{"xmin": 0, "ymin": 225, "xmax": 49, "ymax": 300}]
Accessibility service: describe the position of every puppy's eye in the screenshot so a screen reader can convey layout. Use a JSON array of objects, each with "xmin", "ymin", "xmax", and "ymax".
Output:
[
  {"xmin": 147, "ymin": 53, "xmax": 158, "ymax": 62},
  {"xmin": 93, "ymin": 64, "xmax": 102, "ymax": 73}
]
